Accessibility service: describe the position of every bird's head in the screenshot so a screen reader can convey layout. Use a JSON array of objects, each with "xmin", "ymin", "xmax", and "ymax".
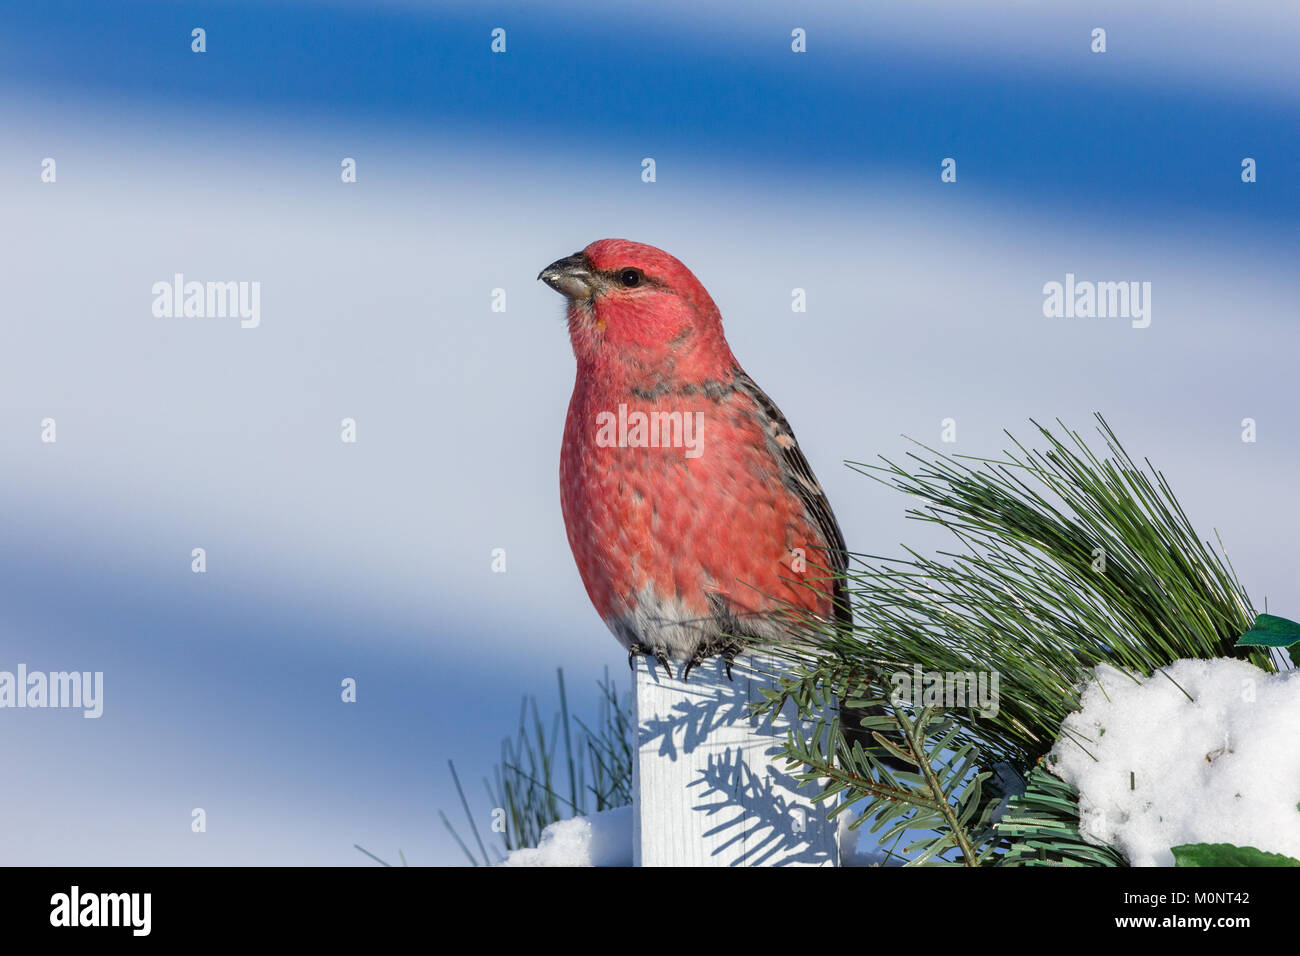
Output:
[{"xmin": 539, "ymin": 239, "xmax": 734, "ymax": 377}]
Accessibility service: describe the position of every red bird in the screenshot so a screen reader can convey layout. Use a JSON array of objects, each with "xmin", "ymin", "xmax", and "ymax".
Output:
[{"xmin": 540, "ymin": 239, "xmax": 849, "ymax": 680}]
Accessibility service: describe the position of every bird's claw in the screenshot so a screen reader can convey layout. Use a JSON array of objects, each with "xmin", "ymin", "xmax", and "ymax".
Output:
[
  {"xmin": 628, "ymin": 642, "xmax": 654, "ymax": 673},
  {"xmin": 630, "ymin": 642, "xmax": 737, "ymax": 682},
  {"xmin": 655, "ymin": 651, "xmax": 673, "ymax": 680},
  {"xmin": 722, "ymin": 650, "xmax": 737, "ymax": 681}
]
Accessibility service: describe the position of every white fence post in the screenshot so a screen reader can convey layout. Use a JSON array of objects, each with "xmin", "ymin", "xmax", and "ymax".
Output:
[{"xmin": 631, "ymin": 651, "xmax": 838, "ymax": 866}]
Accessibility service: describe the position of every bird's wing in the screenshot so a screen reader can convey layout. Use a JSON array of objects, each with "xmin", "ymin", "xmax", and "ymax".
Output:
[
  {"xmin": 733, "ymin": 371, "xmax": 907, "ymax": 767},
  {"xmin": 733, "ymin": 368, "xmax": 853, "ymax": 629}
]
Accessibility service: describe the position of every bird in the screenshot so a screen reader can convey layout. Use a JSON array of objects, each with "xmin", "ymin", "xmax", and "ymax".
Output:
[{"xmin": 539, "ymin": 238, "xmax": 851, "ymax": 683}]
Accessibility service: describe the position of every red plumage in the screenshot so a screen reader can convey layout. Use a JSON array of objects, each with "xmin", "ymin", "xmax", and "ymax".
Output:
[{"xmin": 541, "ymin": 239, "xmax": 848, "ymax": 675}]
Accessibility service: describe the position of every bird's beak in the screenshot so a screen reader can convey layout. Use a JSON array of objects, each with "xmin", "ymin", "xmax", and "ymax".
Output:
[{"xmin": 538, "ymin": 252, "xmax": 597, "ymax": 300}]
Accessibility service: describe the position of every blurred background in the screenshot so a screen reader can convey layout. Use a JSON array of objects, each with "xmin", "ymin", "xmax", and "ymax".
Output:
[{"xmin": 0, "ymin": 0, "xmax": 1296, "ymax": 864}]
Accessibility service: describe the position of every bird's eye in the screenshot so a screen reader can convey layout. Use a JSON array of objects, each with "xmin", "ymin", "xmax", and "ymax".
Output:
[{"xmin": 619, "ymin": 268, "xmax": 642, "ymax": 288}]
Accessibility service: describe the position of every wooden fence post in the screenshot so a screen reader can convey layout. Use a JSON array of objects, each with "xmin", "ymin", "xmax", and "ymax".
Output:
[{"xmin": 631, "ymin": 651, "xmax": 838, "ymax": 866}]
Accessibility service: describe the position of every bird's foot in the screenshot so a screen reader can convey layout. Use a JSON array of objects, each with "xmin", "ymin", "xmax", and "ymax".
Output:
[
  {"xmin": 628, "ymin": 643, "xmax": 677, "ymax": 680},
  {"xmin": 628, "ymin": 642, "xmax": 653, "ymax": 672},
  {"xmin": 630, "ymin": 640, "xmax": 744, "ymax": 682},
  {"xmin": 682, "ymin": 637, "xmax": 745, "ymax": 682}
]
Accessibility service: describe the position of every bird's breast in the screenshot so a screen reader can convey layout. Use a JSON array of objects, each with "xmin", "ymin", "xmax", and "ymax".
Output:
[{"xmin": 559, "ymin": 383, "xmax": 830, "ymax": 629}]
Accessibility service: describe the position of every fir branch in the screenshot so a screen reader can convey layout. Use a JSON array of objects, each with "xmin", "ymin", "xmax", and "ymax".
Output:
[
  {"xmin": 767, "ymin": 414, "xmax": 1267, "ymax": 865},
  {"xmin": 995, "ymin": 767, "xmax": 1126, "ymax": 866}
]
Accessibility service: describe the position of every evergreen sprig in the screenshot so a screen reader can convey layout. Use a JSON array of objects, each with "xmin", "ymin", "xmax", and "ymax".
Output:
[
  {"xmin": 994, "ymin": 767, "xmax": 1126, "ymax": 866},
  {"xmin": 432, "ymin": 668, "xmax": 632, "ymax": 866},
  {"xmin": 769, "ymin": 414, "xmax": 1274, "ymax": 864},
  {"xmin": 756, "ymin": 663, "xmax": 1001, "ymax": 865}
]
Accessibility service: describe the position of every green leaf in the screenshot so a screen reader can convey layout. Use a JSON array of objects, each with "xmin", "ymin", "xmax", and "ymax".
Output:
[
  {"xmin": 1172, "ymin": 842, "xmax": 1300, "ymax": 867},
  {"xmin": 1235, "ymin": 613, "xmax": 1300, "ymax": 648}
]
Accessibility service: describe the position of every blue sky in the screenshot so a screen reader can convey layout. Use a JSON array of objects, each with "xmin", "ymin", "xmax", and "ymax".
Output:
[
  {"xmin": 6, "ymin": 0, "xmax": 1297, "ymax": 235},
  {"xmin": 1, "ymin": 0, "xmax": 1297, "ymax": 864}
]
